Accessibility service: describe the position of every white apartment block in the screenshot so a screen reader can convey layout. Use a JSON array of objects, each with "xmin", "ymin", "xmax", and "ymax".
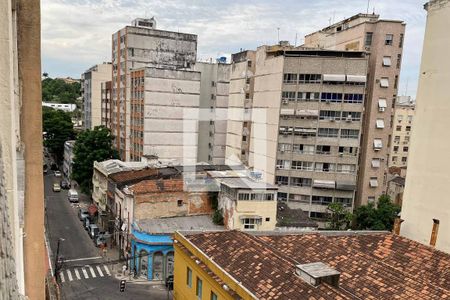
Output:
[
  {"xmin": 63, "ymin": 140, "xmax": 75, "ymax": 179},
  {"xmin": 304, "ymin": 13, "xmax": 406, "ymax": 206},
  {"xmin": 389, "ymin": 96, "xmax": 415, "ymax": 169},
  {"xmin": 42, "ymin": 102, "xmax": 77, "ymax": 112},
  {"xmin": 81, "ymin": 63, "xmax": 112, "ymax": 129},
  {"xmin": 194, "ymin": 61, "xmax": 230, "ymax": 165},
  {"xmin": 111, "ymin": 18, "xmax": 197, "ymax": 161}
]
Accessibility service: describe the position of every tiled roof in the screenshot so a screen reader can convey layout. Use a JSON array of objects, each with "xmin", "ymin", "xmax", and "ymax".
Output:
[
  {"xmin": 130, "ymin": 179, "xmax": 184, "ymax": 194},
  {"xmin": 276, "ymin": 202, "xmax": 318, "ymax": 228},
  {"xmin": 183, "ymin": 230, "xmax": 450, "ymax": 299}
]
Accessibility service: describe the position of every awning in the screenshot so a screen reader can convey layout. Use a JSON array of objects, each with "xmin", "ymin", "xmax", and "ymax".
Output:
[
  {"xmin": 312, "ymin": 180, "xmax": 336, "ymax": 189},
  {"xmin": 374, "ymin": 139, "xmax": 383, "ymax": 149},
  {"xmin": 376, "ymin": 119, "xmax": 385, "ymax": 129},
  {"xmin": 296, "ymin": 109, "xmax": 319, "ymax": 117},
  {"xmin": 369, "ymin": 179, "xmax": 379, "ymax": 188},
  {"xmin": 239, "ymin": 215, "xmax": 262, "ymax": 220},
  {"xmin": 280, "ymin": 109, "xmax": 295, "ymax": 115},
  {"xmin": 382, "ymin": 57, "xmax": 392, "ymax": 66},
  {"xmin": 346, "ymin": 75, "xmax": 367, "ymax": 83},
  {"xmin": 323, "ymin": 74, "xmax": 346, "ymax": 82},
  {"xmin": 295, "ymin": 128, "xmax": 316, "ymax": 134},
  {"xmin": 88, "ymin": 204, "xmax": 98, "ymax": 216},
  {"xmin": 378, "ymin": 99, "xmax": 387, "ymax": 109},
  {"xmin": 371, "ymin": 159, "xmax": 381, "ymax": 168},
  {"xmin": 380, "ymin": 78, "xmax": 389, "ymax": 88},
  {"xmin": 336, "ymin": 182, "xmax": 356, "ymax": 191}
]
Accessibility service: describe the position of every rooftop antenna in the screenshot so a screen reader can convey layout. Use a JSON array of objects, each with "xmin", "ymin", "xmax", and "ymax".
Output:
[
  {"xmin": 277, "ymin": 27, "xmax": 280, "ymax": 43},
  {"xmin": 366, "ymin": 0, "xmax": 370, "ymax": 14},
  {"xmin": 294, "ymin": 32, "xmax": 298, "ymax": 47}
]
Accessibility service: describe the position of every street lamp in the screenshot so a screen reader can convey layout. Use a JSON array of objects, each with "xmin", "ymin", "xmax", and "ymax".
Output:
[{"xmin": 54, "ymin": 238, "xmax": 65, "ymax": 282}]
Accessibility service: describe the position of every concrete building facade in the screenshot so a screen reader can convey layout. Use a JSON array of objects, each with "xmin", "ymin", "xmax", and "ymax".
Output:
[
  {"xmin": 63, "ymin": 140, "xmax": 75, "ymax": 179},
  {"xmin": 101, "ymin": 80, "xmax": 112, "ymax": 128},
  {"xmin": 111, "ymin": 18, "xmax": 197, "ymax": 161},
  {"xmin": 81, "ymin": 63, "xmax": 112, "ymax": 129},
  {"xmin": 42, "ymin": 102, "xmax": 77, "ymax": 112},
  {"xmin": 194, "ymin": 61, "xmax": 230, "ymax": 165},
  {"xmin": 401, "ymin": 0, "xmax": 450, "ymax": 253},
  {"xmin": 389, "ymin": 96, "xmax": 415, "ymax": 168},
  {"xmin": 304, "ymin": 14, "xmax": 406, "ymax": 206}
]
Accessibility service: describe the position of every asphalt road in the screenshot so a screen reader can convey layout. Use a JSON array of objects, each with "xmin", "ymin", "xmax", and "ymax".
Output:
[{"xmin": 44, "ymin": 174, "xmax": 171, "ymax": 300}]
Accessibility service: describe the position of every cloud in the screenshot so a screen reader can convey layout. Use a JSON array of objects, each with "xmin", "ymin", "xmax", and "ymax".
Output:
[{"xmin": 41, "ymin": 0, "xmax": 426, "ymax": 97}]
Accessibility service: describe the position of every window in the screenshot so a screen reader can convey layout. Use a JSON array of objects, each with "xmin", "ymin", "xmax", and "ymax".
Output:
[
  {"xmin": 374, "ymin": 139, "xmax": 383, "ymax": 150},
  {"xmin": 318, "ymin": 128, "xmax": 339, "ymax": 138},
  {"xmin": 402, "ymin": 156, "xmax": 408, "ymax": 162},
  {"xmin": 298, "ymin": 92, "xmax": 320, "ymax": 101},
  {"xmin": 289, "ymin": 194, "xmax": 310, "ymax": 203},
  {"xmin": 369, "ymin": 177, "xmax": 379, "ymax": 187},
  {"xmin": 238, "ymin": 193, "xmax": 250, "ymax": 200},
  {"xmin": 316, "ymin": 145, "xmax": 331, "ymax": 154},
  {"xmin": 335, "ymin": 197, "xmax": 352, "ymax": 207},
  {"xmin": 245, "ymin": 93, "xmax": 250, "ymax": 99},
  {"xmin": 382, "ymin": 56, "xmax": 392, "ymax": 66},
  {"xmin": 312, "ymin": 196, "xmax": 333, "ymax": 205},
  {"xmin": 396, "ymin": 125, "xmax": 401, "ymax": 131},
  {"xmin": 293, "ymin": 144, "xmax": 315, "ymax": 154},
  {"xmin": 392, "ymin": 156, "xmax": 398, "ymax": 162},
  {"xmin": 247, "ymin": 60, "xmax": 252, "ymax": 68},
  {"xmin": 339, "ymin": 146, "xmax": 357, "ymax": 156},
  {"xmin": 342, "ymin": 111, "xmax": 362, "ymax": 121},
  {"xmin": 343, "ymin": 94, "xmax": 364, "ymax": 103},
  {"xmin": 275, "ymin": 176, "xmax": 289, "ymax": 186},
  {"xmin": 196, "ymin": 277, "xmax": 203, "ymax": 298},
  {"xmin": 403, "ymin": 146, "xmax": 409, "ymax": 152},
  {"xmin": 187, "ymin": 268, "xmax": 192, "ymax": 288},
  {"xmin": 378, "ymin": 99, "xmax": 387, "ymax": 112},
  {"xmin": 397, "ymin": 54, "xmax": 402, "ymax": 69},
  {"xmin": 211, "ymin": 291, "xmax": 218, "ymax": 300},
  {"xmin": 299, "ymin": 74, "xmax": 321, "ymax": 84},
  {"xmin": 265, "ymin": 217, "xmax": 270, "ymax": 222},
  {"xmin": 276, "ymin": 160, "xmax": 290, "ymax": 169},
  {"xmin": 406, "ymin": 126, "xmax": 411, "ymax": 132},
  {"xmin": 407, "ymin": 115, "xmax": 413, "ymax": 123},
  {"xmin": 394, "ymin": 146, "xmax": 399, "ymax": 152},
  {"xmin": 341, "ymin": 129, "xmax": 359, "ymax": 139},
  {"xmin": 283, "ymin": 73, "xmax": 297, "ymax": 84},
  {"xmin": 385, "ymin": 34, "xmax": 394, "ymax": 45},
  {"xmin": 319, "ymin": 110, "xmax": 341, "ymax": 120},
  {"xmin": 315, "ymin": 162, "xmax": 335, "ymax": 172},
  {"xmin": 211, "ymin": 81, "xmax": 216, "ymax": 87},
  {"xmin": 399, "ymin": 33, "xmax": 404, "ymax": 48},
  {"xmin": 242, "ymin": 136, "xmax": 247, "ymax": 142},
  {"xmin": 177, "ymin": 200, "xmax": 183, "ymax": 207},
  {"xmin": 321, "ymin": 92, "xmax": 343, "ymax": 102},
  {"xmin": 294, "ymin": 127, "xmax": 316, "ymax": 136},
  {"xmin": 243, "ymin": 218, "xmax": 260, "ymax": 230},
  {"xmin": 246, "ymin": 78, "xmax": 250, "ymax": 84},
  {"xmin": 394, "ymin": 75, "xmax": 399, "ymax": 89},
  {"xmin": 368, "ymin": 197, "xmax": 375, "ymax": 203},
  {"xmin": 292, "ymin": 161, "xmax": 314, "ymax": 171},
  {"xmin": 337, "ymin": 164, "xmax": 356, "ymax": 173},
  {"xmin": 282, "ymin": 91, "xmax": 296, "ymax": 102},
  {"xmin": 278, "ymin": 143, "xmax": 291, "ymax": 152},
  {"xmin": 278, "ymin": 192, "xmax": 287, "ymax": 201},
  {"xmin": 291, "ymin": 177, "xmax": 312, "ymax": 187},
  {"xmin": 394, "ymin": 136, "xmax": 400, "ymax": 143},
  {"xmin": 404, "ymin": 136, "xmax": 410, "ymax": 142},
  {"xmin": 380, "ymin": 78, "xmax": 389, "ymax": 88},
  {"xmin": 365, "ymin": 32, "xmax": 373, "ymax": 46}
]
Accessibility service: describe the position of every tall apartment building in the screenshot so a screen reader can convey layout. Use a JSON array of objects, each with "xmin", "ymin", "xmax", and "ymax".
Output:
[
  {"xmin": 401, "ymin": 0, "xmax": 450, "ymax": 253},
  {"xmin": 225, "ymin": 50, "xmax": 256, "ymax": 166},
  {"xmin": 129, "ymin": 67, "xmax": 200, "ymax": 163},
  {"xmin": 0, "ymin": 0, "xmax": 45, "ymax": 298},
  {"xmin": 81, "ymin": 63, "xmax": 112, "ymax": 129},
  {"xmin": 111, "ymin": 18, "xmax": 197, "ymax": 161},
  {"xmin": 226, "ymin": 44, "xmax": 368, "ymax": 223},
  {"xmin": 389, "ymin": 96, "xmax": 415, "ymax": 169},
  {"xmin": 304, "ymin": 13, "xmax": 406, "ymax": 206},
  {"xmin": 101, "ymin": 81, "xmax": 112, "ymax": 127},
  {"xmin": 194, "ymin": 61, "xmax": 230, "ymax": 164}
]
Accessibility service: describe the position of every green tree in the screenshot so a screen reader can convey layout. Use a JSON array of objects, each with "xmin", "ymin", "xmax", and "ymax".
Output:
[
  {"xmin": 42, "ymin": 77, "xmax": 81, "ymax": 104},
  {"xmin": 72, "ymin": 126, "xmax": 118, "ymax": 193},
  {"xmin": 353, "ymin": 195, "xmax": 401, "ymax": 230},
  {"xmin": 326, "ymin": 202, "xmax": 353, "ymax": 230},
  {"xmin": 42, "ymin": 106, "xmax": 75, "ymax": 162}
]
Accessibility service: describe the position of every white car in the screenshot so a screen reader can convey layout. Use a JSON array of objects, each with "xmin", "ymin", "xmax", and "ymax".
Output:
[{"xmin": 54, "ymin": 171, "xmax": 62, "ymax": 177}]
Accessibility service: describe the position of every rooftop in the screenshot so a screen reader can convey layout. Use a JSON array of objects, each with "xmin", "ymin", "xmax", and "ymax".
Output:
[
  {"xmin": 134, "ymin": 215, "xmax": 221, "ymax": 234},
  {"xmin": 129, "ymin": 179, "xmax": 185, "ymax": 194},
  {"xmin": 109, "ymin": 166, "xmax": 180, "ymax": 186},
  {"xmin": 276, "ymin": 202, "xmax": 318, "ymax": 228},
  {"xmin": 219, "ymin": 177, "xmax": 278, "ymax": 190},
  {"xmin": 178, "ymin": 230, "xmax": 450, "ymax": 299}
]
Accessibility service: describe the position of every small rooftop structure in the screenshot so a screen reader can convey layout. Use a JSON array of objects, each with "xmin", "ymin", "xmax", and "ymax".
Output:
[
  {"xmin": 134, "ymin": 215, "xmax": 222, "ymax": 234},
  {"xmin": 218, "ymin": 177, "xmax": 278, "ymax": 190}
]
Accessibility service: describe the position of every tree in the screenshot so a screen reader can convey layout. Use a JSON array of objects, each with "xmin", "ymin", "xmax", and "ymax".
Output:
[
  {"xmin": 72, "ymin": 126, "xmax": 118, "ymax": 193},
  {"xmin": 42, "ymin": 77, "xmax": 80, "ymax": 104},
  {"xmin": 353, "ymin": 195, "xmax": 401, "ymax": 230},
  {"xmin": 326, "ymin": 202, "xmax": 352, "ymax": 230},
  {"xmin": 42, "ymin": 106, "xmax": 75, "ymax": 162}
]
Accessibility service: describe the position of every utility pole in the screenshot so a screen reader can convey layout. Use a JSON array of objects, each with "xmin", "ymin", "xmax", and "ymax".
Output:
[{"xmin": 54, "ymin": 238, "xmax": 64, "ymax": 281}]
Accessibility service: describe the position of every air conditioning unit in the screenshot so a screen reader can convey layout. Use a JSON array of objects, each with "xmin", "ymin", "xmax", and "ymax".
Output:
[
  {"xmin": 302, "ymin": 134, "xmax": 308, "ymax": 138},
  {"xmin": 346, "ymin": 117, "xmax": 352, "ymax": 122},
  {"xmin": 339, "ymin": 153, "xmax": 344, "ymax": 157},
  {"xmin": 280, "ymin": 150, "xmax": 285, "ymax": 153},
  {"xmin": 330, "ymin": 117, "xmax": 335, "ymax": 122},
  {"xmin": 282, "ymin": 100, "xmax": 289, "ymax": 105},
  {"xmin": 379, "ymin": 107, "xmax": 386, "ymax": 112},
  {"xmin": 283, "ymin": 132, "xmax": 288, "ymax": 136},
  {"xmin": 326, "ymin": 100, "xmax": 331, "ymax": 104}
]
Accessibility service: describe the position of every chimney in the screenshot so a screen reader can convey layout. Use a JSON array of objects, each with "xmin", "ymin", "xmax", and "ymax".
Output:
[
  {"xmin": 430, "ymin": 219, "xmax": 440, "ymax": 247},
  {"xmin": 296, "ymin": 262, "xmax": 340, "ymax": 288},
  {"xmin": 393, "ymin": 217, "xmax": 404, "ymax": 235}
]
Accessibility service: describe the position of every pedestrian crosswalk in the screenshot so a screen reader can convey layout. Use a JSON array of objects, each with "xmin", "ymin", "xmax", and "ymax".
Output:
[{"xmin": 59, "ymin": 265, "xmax": 112, "ymax": 283}]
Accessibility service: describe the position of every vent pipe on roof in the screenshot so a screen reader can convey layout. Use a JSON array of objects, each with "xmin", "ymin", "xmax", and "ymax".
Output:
[
  {"xmin": 430, "ymin": 219, "xmax": 440, "ymax": 247},
  {"xmin": 393, "ymin": 217, "xmax": 404, "ymax": 235},
  {"xmin": 295, "ymin": 262, "xmax": 340, "ymax": 288}
]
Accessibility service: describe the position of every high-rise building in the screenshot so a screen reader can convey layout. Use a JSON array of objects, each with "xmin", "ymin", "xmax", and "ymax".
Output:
[
  {"xmin": 0, "ymin": 0, "xmax": 45, "ymax": 298},
  {"xmin": 401, "ymin": 0, "xmax": 450, "ymax": 253},
  {"xmin": 111, "ymin": 18, "xmax": 197, "ymax": 161},
  {"xmin": 194, "ymin": 61, "xmax": 230, "ymax": 165},
  {"xmin": 304, "ymin": 13, "xmax": 406, "ymax": 206},
  {"xmin": 389, "ymin": 96, "xmax": 415, "ymax": 169},
  {"xmin": 226, "ymin": 44, "xmax": 368, "ymax": 225},
  {"xmin": 81, "ymin": 63, "xmax": 112, "ymax": 129},
  {"xmin": 101, "ymin": 80, "xmax": 112, "ymax": 128}
]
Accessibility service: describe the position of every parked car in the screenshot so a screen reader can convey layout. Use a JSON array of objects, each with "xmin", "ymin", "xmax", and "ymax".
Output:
[
  {"xmin": 83, "ymin": 218, "xmax": 90, "ymax": 230},
  {"xmin": 95, "ymin": 232, "xmax": 111, "ymax": 247},
  {"xmin": 54, "ymin": 170, "xmax": 62, "ymax": 177},
  {"xmin": 78, "ymin": 208, "xmax": 89, "ymax": 221},
  {"xmin": 52, "ymin": 183, "xmax": 61, "ymax": 192},
  {"xmin": 88, "ymin": 224, "xmax": 100, "ymax": 240},
  {"xmin": 60, "ymin": 179, "xmax": 70, "ymax": 189},
  {"xmin": 67, "ymin": 189, "xmax": 79, "ymax": 203}
]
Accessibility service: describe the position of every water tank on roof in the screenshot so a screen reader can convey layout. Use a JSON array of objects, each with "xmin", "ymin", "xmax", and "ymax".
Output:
[{"xmin": 217, "ymin": 56, "xmax": 227, "ymax": 63}]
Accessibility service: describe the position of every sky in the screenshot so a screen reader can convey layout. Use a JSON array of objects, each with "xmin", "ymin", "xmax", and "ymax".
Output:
[{"xmin": 42, "ymin": 0, "xmax": 427, "ymax": 98}]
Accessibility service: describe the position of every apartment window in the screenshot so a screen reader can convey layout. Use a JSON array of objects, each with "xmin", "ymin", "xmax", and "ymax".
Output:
[
  {"xmin": 276, "ymin": 160, "xmax": 290, "ymax": 169},
  {"xmin": 283, "ymin": 73, "xmax": 298, "ymax": 84},
  {"xmin": 343, "ymin": 93, "xmax": 364, "ymax": 103},
  {"xmin": 402, "ymin": 156, "xmax": 408, "ymax": 162},
  {"xmin": 318, "ymin": 128, "xmax": 339, "ymax": 138},
  {"xmin": 278, "ymin": 143, "xmax": 291, "ymax": 152},
  {"xmin": 187, "ymin": 268, "xmax": 192, "ymax": 288},
  {"xmin": 292, "ymin": 161, "xmax": 314, "ymax": 171},
  {"xmin": 243, "ymin": 218, "xmax": 260, "ymax": 230},
  {"xmin": 335, "ymin": 197, "xmax": 352, "ymax": 207},
  {"xmin": 392, "ymin": 156, "xmax": 398, "ymax": 162},
  {"xmin": 278, "ymin": 192, "xmax": 288, "ymax": 201},
  {"xmin": 397, "ymin": 54, "xmax": 402, "ymax": 69},
  {"xmin": 315, "ymin": 162, "xmax": 335, "ymax": 172},
  {"xmin": 294, "ymin": 127, "xmax": 316, "ymax": 136},
  {"xmin": 293, "ymin": 144, "xmax": 315, "ymax": 154},
  {"xmin": 177, "ymin": 200, "xmax": 183, "ymax": 207},
  {"xmin": 265, "ymin": 217, "xmax": 270, "ymax": 222},
  {"xmin": 406, "ymin": 126, "xmax": 411, "ymax": 132},
  {"xmin": 291, "ymin": 177, "xmax": 312, "ymax": 187},
  {"xmin": 321, "ymin": 92, "xmax": 343, "ymax": 102},
  {"xmin": 342, "ymin": 111, "xmax": 362, "ymax": 121},
  {"xmin": 241, "ymin": 150, "xmax": 246, "ymax": 155},
  {"xmin": 289, "ymin": 194, "xmax": 310, "ymax": 203},
  {"xmin": 403, "ymin": 146, "xmax": 409, "ymax": 152},
  {"xmin": 242, "ymin": 135, "xmax": 247, "ymax": 142},
  {"xmin": 341, "ymin": 129, "xmax": 359, "ymax": 139},
  {"xmin": 312, "ymin": 196, "xmax": 333, "ymax": 205},
  {"xmin": 399, "ymin": 33, "xmax": 404, "ymax": 48},
  {"xmin": 397, "ymin": 115, "xmax": 404, "ymax": 122},
  {"xmin": 338, "ymin": 146, "xmax": 357, "ymax": 156},
  {"xmin": 211, "ymin": 291, "xmax": 218, "ymax": 300},
  {"xmin": 299, "ymin": 74, "xmax": 321, "ymax": 84},
  {"xmin": 275, "ymin": 176, "xmax": 289, "ymax": 186},
  {"xmin": 407, "ymin": 115, "xmax": 413, "ymax": 123},
  {"xmin": 211, "ymin": 81, "xmax": 216, "ymax": 87},
  {"xmin": 396, "ymin": 125, "xmax": 402, "ymax": 131},
  {"xmin": 310, "ymin": 211, "xmax": 329, "ymax": 220},
  {"xmin": 282, "ymin": 91, "xmax": 296, "ymax": 102},
  {"xmin": 337, "ymin": 164, "xmax": 356, "ymax": 173},
  {"xmin": 196, "ymin": 277, "xmax": 203, "ymax": 298},
  {"xmin": 394, "ymin": 75, "xmax": 399, "ymax": 89},
  {"xmin": 394, "ymin": 146, "xmax": 399, "ymax": 152},
  {"xmin": 404, "ymin": 136, "xmax": 410, "ymax": 142},
  {"xmin": 245, "ymin": 93, "xmax": 250, "ymax": 99},
  {"xmin": 394, "ymin": 136, "xmax": 400, "ymax": 143},
  {"xmin": 369, "ymin": 177, "xmax": 379, "ymax": 187},
  {"xmin": 380, "ymin": 78, "xmax": 389, "ymax": 88},
  {"xmin": 382, "ymin": 56, "xmax": 392, "ymax": 67},
  {"xmin": 298, "ymin": 92, "xmax": 320, "ymax": 101},
  {"xmin": 316, "ymin": 145, "xmax": 331, "ymax": 154},
  {"xmin": 374, "ymin": 139, "xmax": 383, "ymax": 150},
  {"xmin": 365, "ymin": 32, "xmax": 373, "ymax": 46},
  {"xmin": 368, "ymin": 197, "xmax": 376, "ymax": 203},
  {"xmin": 247, "ymin": 60, "xmax": 252, "ymax": 68},
  {"xmin": 319, "ymin": 110, "xmax": 341, "ymax": 120},
  {"xmin": 385, "ymin": 34, "xmax": 394, "ymax": 45}
]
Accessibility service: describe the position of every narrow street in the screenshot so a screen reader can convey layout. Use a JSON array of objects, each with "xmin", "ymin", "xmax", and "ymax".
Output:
[{"xmin": 44, "ymin": 173, "xmax": 171, "ymax": 300}]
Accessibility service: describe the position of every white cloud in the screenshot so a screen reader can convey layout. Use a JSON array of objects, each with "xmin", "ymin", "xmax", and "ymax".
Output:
[{"xmin": 42, "ymin": 0, "xmax": 426, "ymax": 97}]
